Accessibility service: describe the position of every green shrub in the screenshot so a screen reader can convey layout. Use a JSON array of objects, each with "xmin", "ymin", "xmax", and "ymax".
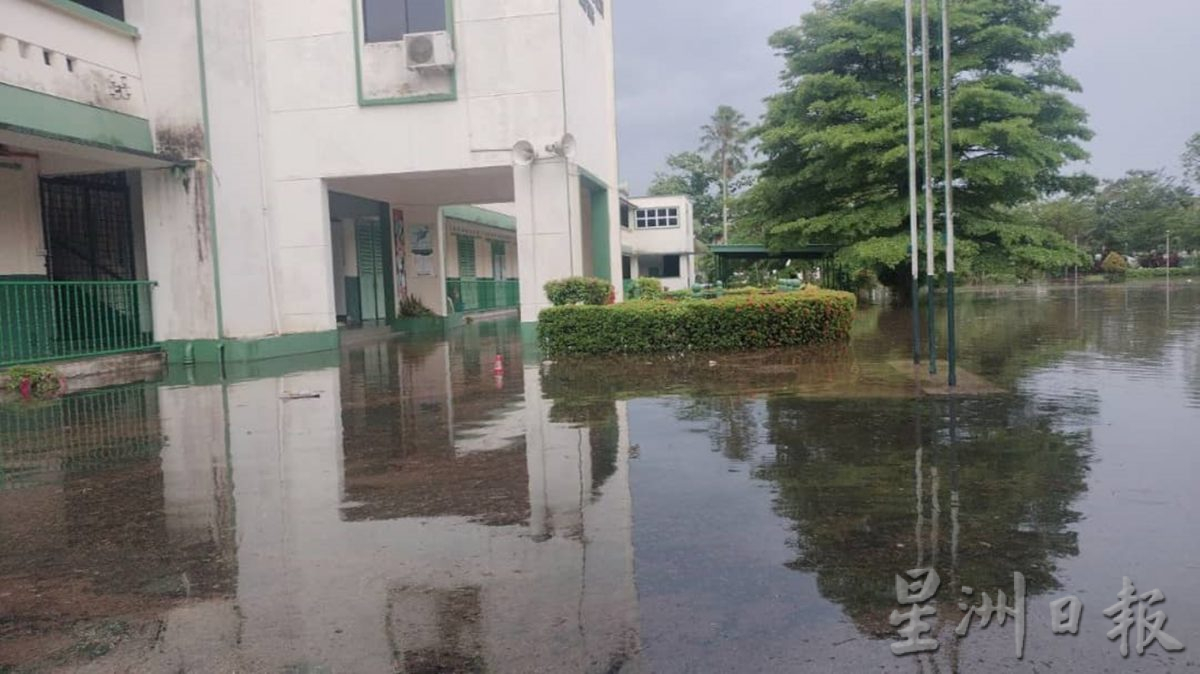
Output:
[
  {"xmin": 544, "ymin": 277, "xmax": 613, "ymax": 306},
  {"xmin": 538, "ymin": 288, "xmax": 856, "ymax": 355},
  {"xmin": 630, "ymin": 277, "xmax": 665, "ymax": 300},
  {"xmin": 4, "ymin": 365, "xmax": 62, "ymax": 399},
  {"xmin": 1101, "ymin": 251, "xmax": 1128, "ymax": 276},
  {"xmin": 397, "ymin": 293, "xmax": 434, "ymax": 317}
]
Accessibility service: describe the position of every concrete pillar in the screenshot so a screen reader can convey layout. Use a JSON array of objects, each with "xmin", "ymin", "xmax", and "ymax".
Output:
[
  {"xmin": 514, "ymin": 158, "xmax": 584, "ymax": 321},
  {"xmin": 0, "ymin": 156, "xmax": 45, "ymax": 276},
  {"xmin": 141, "ymin": 167, "xmax": 219, "ymax": 341},
  {"xmin": 271, "ymin": 179, "xmax": 336, "ymax": 333}
]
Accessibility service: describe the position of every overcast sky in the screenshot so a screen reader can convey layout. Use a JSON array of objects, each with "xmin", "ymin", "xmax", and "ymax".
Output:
[{"xmin": 614, "ymin": 0, "xmax": 1200, "ymax": 195}]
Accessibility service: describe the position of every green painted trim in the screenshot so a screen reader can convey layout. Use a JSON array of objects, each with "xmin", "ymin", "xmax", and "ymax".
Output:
[
  {"xmin": 391, "ymin": 314, "xmax": 454, "ymax": 336},
  {"xmin": 583, "ymin": 179, "xmax": 612, "ymax": 283},
  {"xmin": 35, "ymin": 0, "xmax": 140, "ymax": 37},
  {"xmin": 0, "ymin": 83, "xmax": 153, "ymax": 153},
  {"xmin": 162, "ymin": 330, "xmax": 340, "ymax": 365},
  {"xmin": 380, "ymin": 202, "xmax": 397, "ymax": 322},
  {"xmin": 351, "ymin": 0, "xmax": 458, "ymax": 106},
  {"xmin": 161, "ymin": 349, "xmax": 342, "ymax": 386},
  {"xmin": 709, "ymin": 243, "xmax": 840, "ymax": 258},
  {"xmin": 194, "ymin": 0, "xmax": 226, "ymax": 347},
  {"xmin": 442, "ymin": 205, "xmax": 516, "ymax": 232},
  {"xmin": 578, "ymin": 167, "xmax": 608, "ymax": 189}
]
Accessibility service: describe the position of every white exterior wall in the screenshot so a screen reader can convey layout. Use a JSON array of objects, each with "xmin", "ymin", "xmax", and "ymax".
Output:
[
  {"xmin": 0, "ymin": 157, "xmax": 45, "ymax": 276},
  {"xmin": 0, "ymin": 0, "xmax": 146, "ymax": 118},
  {"xmin": 140, "ymin": 167, "xmax": 220, "ymax": 339}
]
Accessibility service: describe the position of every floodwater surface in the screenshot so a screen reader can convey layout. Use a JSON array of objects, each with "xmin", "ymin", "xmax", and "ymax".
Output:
[{"xmin": 1, "ymin": 282, "xmax": 1199, "ymax": 672}]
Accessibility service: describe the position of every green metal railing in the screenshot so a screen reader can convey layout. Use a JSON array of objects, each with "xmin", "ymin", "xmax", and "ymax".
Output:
[
  {"xmin": 0, "ymin": 280, "xmax": 157, "ymax": 367},
  {"xmin": 446, "ymin": 278, "xmax": 520, "ymax": 313},
  {"xmin": 0, "ymin": 385, "xmax": 162, "ymax": 492}
]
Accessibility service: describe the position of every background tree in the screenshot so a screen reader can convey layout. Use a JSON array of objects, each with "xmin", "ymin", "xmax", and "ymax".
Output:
[
  {"xmin": 1183, "ymin": 132, "xmax": 1200, "ymax": 187},
  {"xmin": 700, "ymin": 105, "xmax": 751, "ymax": 243},
  {"xmin": 1093, "ymin": 170, "xmax": 1198, "ymax": 254},
  {"xmin": 749, "ymin": 0, "xmax": 1093, "ymax": 288}
]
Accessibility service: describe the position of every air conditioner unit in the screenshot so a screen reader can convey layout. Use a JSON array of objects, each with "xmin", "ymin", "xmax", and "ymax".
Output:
[{"xmin": 405, "ymin": 31, "xmax": 455, "ymax": 71}]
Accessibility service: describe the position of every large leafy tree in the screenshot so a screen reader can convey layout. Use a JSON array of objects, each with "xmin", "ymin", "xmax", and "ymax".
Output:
[
  {"xmin": 1093, "ymin": 170, "xmax": 1198, "ymax": 253},
  {"xmin": 700, "ymin": 105, "xmax": 752, "ymax": 243},
  {"xmin": 750, "ymin": 0, "xmax": 1093, "ymax": 287}
]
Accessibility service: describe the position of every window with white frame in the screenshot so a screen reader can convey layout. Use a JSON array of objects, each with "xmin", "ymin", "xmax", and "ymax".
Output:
[{"xmin": 635, "ymin": 207, "xmax": 679, "ymax": 229}]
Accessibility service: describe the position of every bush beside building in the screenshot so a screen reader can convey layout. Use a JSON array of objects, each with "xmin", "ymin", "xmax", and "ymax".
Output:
[{"xmin": 539, "ymin": 289, "xmax": 856, "ymax": 355}]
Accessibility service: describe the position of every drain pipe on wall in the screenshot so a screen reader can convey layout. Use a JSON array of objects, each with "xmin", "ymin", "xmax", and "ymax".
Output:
[
  {"xmin": 557, "ymin": 0, "xmax": 576, "ymax": 276},
  {"xmin": 194, "ymin": 0, "xmax": 227, "ymax": 361}
]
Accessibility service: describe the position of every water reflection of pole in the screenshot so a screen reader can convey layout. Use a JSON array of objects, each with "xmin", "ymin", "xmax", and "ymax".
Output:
[
  {"xmin": 942, "ymin": 0, "xmax": 957, "ymax": 387},
  {"xmin": 948, "ymin": 396, "xmax": 961, "ymax": 672},
  {"xmin": 921, "ymin": 0, "xmax": 937, "ymax": 375},
  {"xmin": 905, "ymin": 0, "xmax": 922, "ymax": 364},
  {"xmin": 914, "ymin": 394, "xmax": 925, "ymax": 568}
]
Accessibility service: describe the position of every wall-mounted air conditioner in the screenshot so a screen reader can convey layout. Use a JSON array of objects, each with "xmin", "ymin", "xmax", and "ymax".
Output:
[{"xmin": 405, "ymin": 31, "xmax": 455, "ymax": 71}]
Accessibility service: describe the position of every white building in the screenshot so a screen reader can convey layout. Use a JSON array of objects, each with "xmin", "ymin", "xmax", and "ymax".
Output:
[
  {"xmin": 0, "ymin": 0, "xmax": 633, "ymax": 369},
  {"xmin": 620, "ymin": 194, "xmax": 697, "ymax": 292}
]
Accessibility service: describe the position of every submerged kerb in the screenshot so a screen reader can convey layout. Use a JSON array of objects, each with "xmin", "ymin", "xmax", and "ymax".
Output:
[{"xmin": 538, "ymin": 289, "xmax": 856, "ymax": 355}]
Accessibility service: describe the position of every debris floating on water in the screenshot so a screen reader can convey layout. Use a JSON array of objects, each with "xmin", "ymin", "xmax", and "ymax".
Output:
[{"xmin": 280, "ymin": 391, "xmax": 322, "ymax": 400}]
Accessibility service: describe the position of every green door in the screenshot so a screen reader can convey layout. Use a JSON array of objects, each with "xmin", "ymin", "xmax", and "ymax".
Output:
[
  {"xmin": 457, "ymin": 236, "xmax": 477, "ymax": 311},
  {"xmin": 491, "ymin": 241, "xmax": 506, "ymax": 281},
  {"xmin": 356, "ymin": 218, "xmax": 386, "ymax": 322}
]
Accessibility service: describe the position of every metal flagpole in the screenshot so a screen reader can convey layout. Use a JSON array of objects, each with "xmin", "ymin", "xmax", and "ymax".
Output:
[
  {"xmin": 942, "ymin": 0, "xmax": 957, "ymax": 387},
  {"xmin": 905, "ymin": 0, "xmax": 921, "ymax": 364},
  {"xmin": 920, "ymin": 0, "xmax": 937, "ymax": 374}
]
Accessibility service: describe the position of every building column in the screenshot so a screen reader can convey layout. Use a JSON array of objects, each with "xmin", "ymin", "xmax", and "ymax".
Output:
[
  {"xmin": 141, "ymin": 166, "xmax": 219, "ymax": 342},
  {"xmin": 514, "ymin": 158, "xmax": 584, "ymax": 322}
]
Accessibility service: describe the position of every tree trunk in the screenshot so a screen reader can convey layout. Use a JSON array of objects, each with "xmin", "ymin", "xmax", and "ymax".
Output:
[{"xmin": 721, "ymin": 148, "xmax": 730, "ymax": 243}]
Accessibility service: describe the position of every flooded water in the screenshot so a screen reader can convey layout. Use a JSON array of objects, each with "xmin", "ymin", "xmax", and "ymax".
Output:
[{"xmin": 2, "ymin": 282, "xmax": 1199, "ymax": 672}]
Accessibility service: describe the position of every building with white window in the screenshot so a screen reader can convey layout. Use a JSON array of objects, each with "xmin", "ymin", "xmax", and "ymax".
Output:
[
  {"xmin": 0, "ymin": 0, "xmax": 626, "ymax": 369},
  {"xmin": 619, "ymin": 194, "xmax": 697, "ymax": 292}
]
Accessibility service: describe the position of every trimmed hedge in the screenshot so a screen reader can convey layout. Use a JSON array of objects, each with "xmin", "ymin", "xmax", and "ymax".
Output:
[
  {"xmin": 545, "ymin": 277, "xmax": 613, "ymax": 306},
  {"xmin": 538, "ymin": 288, "xmax": 856, "ymax": 355},
  {"xmin": 630, "ymin": 277, "xmax": 665, "ymax": 300}
]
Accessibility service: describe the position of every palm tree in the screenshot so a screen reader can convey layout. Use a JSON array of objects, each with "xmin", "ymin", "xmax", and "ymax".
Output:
[{"xmin": 700, "ymin": 105, "xmax": 750, "ymax": 243}]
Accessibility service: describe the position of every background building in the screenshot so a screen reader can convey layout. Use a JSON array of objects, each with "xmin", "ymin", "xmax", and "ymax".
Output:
[{"xmin": 620, "ymin": 194, "xmax": 697, "ymax": 292}]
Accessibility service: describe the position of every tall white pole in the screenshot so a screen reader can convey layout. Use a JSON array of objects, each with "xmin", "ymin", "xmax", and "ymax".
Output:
[
  {"xmin": 1166, "ymin": 230, "xmax": 1171, "ymax": 282},
  {"xmin": 942, "ymin": 0, "xmax": 956, "ymax": 387},
  {"xmin": 905, "ymin": 0, "xmax": 921, "ymax": 364},
  {"xmin": 921, "ymin": 0, "xmax": 937, "ymax": 374}
]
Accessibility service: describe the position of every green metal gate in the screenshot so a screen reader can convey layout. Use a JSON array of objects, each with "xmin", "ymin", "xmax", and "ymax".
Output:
[
  {"xmin": 456, "ymin": 235, "xmax": 477, "ymax": 310},
  {"xmin": 355, "ymin": 218, "xmax": 386, "ymax": 323}
]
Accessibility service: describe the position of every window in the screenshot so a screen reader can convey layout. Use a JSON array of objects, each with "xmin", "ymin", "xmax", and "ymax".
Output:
[
  {"xmin": 635, "ymin": 207, "xmax": 679, "ymax": 229},
  {"xmin": 363, "ymin": 0, "xmax": 446, "ymax": 43},
  {"xmin": 620, "ymin": 207, "xmax": 630, "ymax": 229},
  {"xmin": 74, "ymin": 0, "xmax": 124, "ymax": 21},
  {"xmin": 663, "ymin": 255, "xmax": 681, "ymax": 278}
]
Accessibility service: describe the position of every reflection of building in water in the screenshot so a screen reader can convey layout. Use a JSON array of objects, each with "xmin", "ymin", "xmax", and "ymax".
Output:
[
  {"xmin": 0, "ymin": 385, "xmax": 236, "ymax": 668},
  {"xmin": 226, "ymin": 336, "xmax": 639, "ymax": 671},
  {"xmin": 0, "ymin": 329, "xmax": 639, "ymax": 671}
]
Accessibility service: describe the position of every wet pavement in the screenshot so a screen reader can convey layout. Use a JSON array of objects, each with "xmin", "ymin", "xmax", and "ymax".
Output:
[{"xmin": 1, "ymin": 282, "xmax": 1199, "ymax": 672}]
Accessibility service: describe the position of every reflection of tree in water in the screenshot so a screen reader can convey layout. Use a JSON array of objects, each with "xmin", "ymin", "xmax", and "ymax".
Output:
[
  {"xmin": 753, "ymin": 395, "xmax": 1093, "ymax": 637},
  {"xmin": 673, "ymin": 396, "xmax": 762, "ymax": 461}
]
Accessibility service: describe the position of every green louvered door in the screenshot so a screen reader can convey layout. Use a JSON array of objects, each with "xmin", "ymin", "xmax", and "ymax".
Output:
[
  {"xmin": 356, "ymin": 218, "xmax": 386, "ymax": 323},
  {"xmin": 456, "ymin": 235, "xmax": 477, "ymax": 311}
]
